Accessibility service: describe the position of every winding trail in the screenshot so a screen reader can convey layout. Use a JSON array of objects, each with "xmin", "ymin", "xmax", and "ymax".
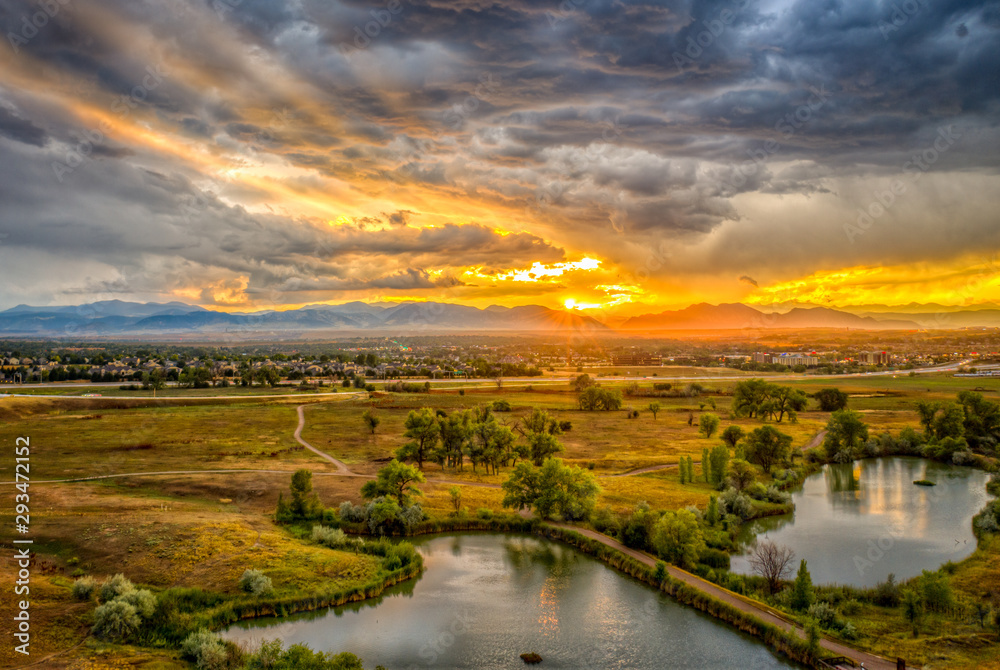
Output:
[
  {"xmin": 293, "ymin": 404, "xmax": 351, "ymax": 473},
  {"xmin": 552, "ymin": 524, "xmax": 900, "ymax": 670}
]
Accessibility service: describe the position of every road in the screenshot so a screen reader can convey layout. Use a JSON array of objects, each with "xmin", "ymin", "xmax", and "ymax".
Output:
[{"xmin": 0, "ymin": 358, "xmax": 976, "ymax": 399}]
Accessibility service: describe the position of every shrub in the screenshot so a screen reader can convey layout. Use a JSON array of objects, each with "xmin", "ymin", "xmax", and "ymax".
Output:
[
  {"xmin": 400, "ymin": 504, "xmax": 424, "ymax": 530},
  {"xmin": 92, "ymin": 600, "xmax": 141, "ymax": 640},
  {"xmin": 746, "ymin": 482, "xmax": 769, "ymax": 500},
  {"xmin": 491, "ymin": 399, "xmax": 512, "ymax": 412},
  {"xmin": 239, "ymin": 569, "xmax": 274, "ymax": 596},
  {"xmin": 312, "ymin": 525, "xmax": 348, "ymax": 549},
  {"xmin": 872, "ymin": 573, "xmax": 901, "ymax": 607},
  {"xmin": 99, "ymin": 574, "xmax": 134, "ymax": 601},
  {"xmin": 477, "ymin": 508, "xmax": 493, "ymax": 520},
  {"xmin": 118, "ymin": 588, "xmax": 157, "ymax": 619},
  {"xmin": 840, "ymin": 598, "xmax": 861, "ymax": 616},
  {"xmin": 839, "ymin": 621, "xmax": 858, "ymax": 640},
  {"xmin": 718, "ymin": 488, "xmax": 754, "ymax": 520},
  {"xmin": 339, "ymin": 501, "xmax": 367, "ymax": 523},
  {"xmin": 919, "ymin": 570, "xmax": 953, "ymax": 611},
  {"xmin": 181, "ymin": 629, "xmax": 229, "ymax": 669},
  {"xmin": 807, "ymin": 602, "xmax": 837, "ymax": 629},
  {"xmin": 71, "ymin": 576, "xmax": 98, "ymax": 600},
  {"xmin": 765, "ymin": 485, "xmax": 791, "ymax": 504}
]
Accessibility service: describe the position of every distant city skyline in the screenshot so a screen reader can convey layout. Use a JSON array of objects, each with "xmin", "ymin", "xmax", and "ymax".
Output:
[{"xmin": 1, "ymin": 0, "xmax": 998, "ymax": 315}]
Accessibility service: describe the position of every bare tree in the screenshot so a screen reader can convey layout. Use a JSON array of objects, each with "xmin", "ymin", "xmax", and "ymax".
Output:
[{"xmin": 748, "ymin": 540, "xmax": 795, "ymax": 594}]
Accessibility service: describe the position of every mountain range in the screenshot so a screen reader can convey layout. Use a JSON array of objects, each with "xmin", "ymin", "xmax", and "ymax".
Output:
[{"xmin": 1, "ymin": 300, "xmax": 999, "ymax": 337}]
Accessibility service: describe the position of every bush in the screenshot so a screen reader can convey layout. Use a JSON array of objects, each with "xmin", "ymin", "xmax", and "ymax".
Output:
[
  {"xmin": 807, "ymin": 602, "xmax": 837, "ymax": 628},
  {"xmin": 92, "ymin": 599, "xmax": 141, "ymax": 640},
  {"xmin": 919, "ymin": 570, "xmax": 953, "ymax": 611},
  {"xmin": 872, "ymin": 573, "xmax": 901, "ymax": 607},
  {"xmin": 181, "ymin": 629, "xmax": 230, "ymax": 669},
  {"xmin": 339, "ymin": 501, "xmax": 367, "ymax": 523},
  {"xmin": 746, "ymin": 482, "xmax": 769, "ymax": 500},
  {"xmin": 840, "ymin": 598, "xmax": 861, "ymax": 616},
  {"xmin": 239, "ymin": 569, "xmax": 274, "ymax": 596},
  {"xmin": 71, "ymin": 576, "xmax": 98, "ymax": 600},
  {"xmin": 312, "ymin": 525, "xmax": 348, "ymax": 549},
  {"xmin": 839, "ymin": 621, "xmax": 858, "ymax": 640},
  {"xmin": 718, "ymin": 488, "xmax": 754, "ymax": 520},
  {"xmin": 765, "ymin": 485, "xmax": 791, "ymax": 504},
  {"xmin": 118, "ymin": 588, "xmax": 157, "ymax": 619},
  {"xmin": 491, "ymin": 399, "xmax": 512, "ymax": 412},
  {"xmin": 477, "ymin": 508, "xmax": 493, "ymax": 520},
  {"xmin": 99, "ymin": 573, "xmax": 134, "ymax": 601}
]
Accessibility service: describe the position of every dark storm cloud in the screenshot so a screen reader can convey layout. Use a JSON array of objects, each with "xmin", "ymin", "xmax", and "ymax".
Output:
[{"xmin": 0, "ymin": 0, "xmax": 998, "ymax": 306}]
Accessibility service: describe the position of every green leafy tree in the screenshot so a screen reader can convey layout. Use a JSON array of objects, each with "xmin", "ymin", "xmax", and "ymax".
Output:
[
  {"xmin": 362, "ymin": 408, "xmax": 381, "ymax": 435},
  {"xmin": 823, "ymin": 409, "xmax": 870, "ymax": 460},
  {"xmin": 361, "ymin": 459, "xmax": 426, "ymax": 506},
  {"xmin": 706, "ymin": 495, "xmax": 720, "ymax": 525},
  {"xmin": 732, "ymin": 379, "xmax": 774, "ymax": 419},
  {"xmin": 647, "ymin": 402, "xmax": 661, "ymax": 420},
  {"xmin": 448, "ymin": 485, "xmax": 462, "ymax": 513},
  {"xmin": 578, "ymin": 386, "xmax": 623, "ymax": 411},
  {"xmin": 902, "ymin": 589, "xmax": 923, "ymax": 637},
  {"xmin": 744, "ymin": 425, "xmax": 792, "ymax": 474},
  {"xmin": 721, "ymin": 425, "xmax": 744, "ymax": 449},
  {"xmin": 522, "ymin": 408, "xmax": 564, "ymax": 465},
  {"xmin": 762, "ymin": 386, "xmax": 808, "ymax": 423},
  {"xmin": 814, "ymin": 388, "xmax": 848, "ymax": 412},
  {"xmin": 439, "ymin": 410, "xmax": 473, "ymax": 470},
  {"xmin": 651, "ymin": 509, "xmax": 705, "ymax": 569},
  {"xmin": 288, "ymin": 469, "xmax": 323, "ymax": 520},
  {"xmin": 790, "ymin": 559, "xmax": 815, "ymax": 611},
  {"xmin": 709, "ymin": 444, "xmax": 729, "ymax": 486},
  {"xmin": 701, "ymin": 447, "xmax": 711, "ymax": 483},
  {"xmin": 726, "ymin": 458, "xmax": 756, "ymax": 491},
  {"xmin": 699, "ymin": 413, "xmax": 720, "ymax": 438},
  {"xmin": 395, "ymin": 408, "xmax": 440, "ymax": 468},
  {"xmin": 501, "ymin": 458, "xmax": 600, "ymax": 520}
]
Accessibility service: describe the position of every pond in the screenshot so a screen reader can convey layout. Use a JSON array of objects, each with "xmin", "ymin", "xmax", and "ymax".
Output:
[
  {"xmin": 222, "ymin": 533, "xmax": 801, "ymax": 669},
  {"xmin": 731, "ymin": 457, "xmax": 993, "ymax": 588}
]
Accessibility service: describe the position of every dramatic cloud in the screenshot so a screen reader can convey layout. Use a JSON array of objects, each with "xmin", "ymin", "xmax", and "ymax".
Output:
[{"xmin": 0, "ymin": 0, "xmax": 997, "ymax": 311}]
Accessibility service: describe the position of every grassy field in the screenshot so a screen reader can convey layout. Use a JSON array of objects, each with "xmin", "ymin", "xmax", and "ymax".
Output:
[{"xmin": 1, "ymin": 371, "xmax": 998, "ymax": 668}]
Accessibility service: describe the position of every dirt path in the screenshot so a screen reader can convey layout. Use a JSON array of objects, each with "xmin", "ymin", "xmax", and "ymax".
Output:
[
  {"xmin": 552, "ymin": 524, "xmax": 901, "ymax": 670},
  {"xmin": 294, "ymin": 404, "xmax": 351, "ymax": 473}
]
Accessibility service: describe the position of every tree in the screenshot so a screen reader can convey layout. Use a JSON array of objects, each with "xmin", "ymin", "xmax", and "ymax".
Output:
[
  {"xmin": 699, "ymin": 413, "xmax": 720, "ymax": 438},
  {"xmin": 702, "ymin": 447, "xmax": 711, "ymax": 483},
  {"xmin": 762, "ymin": 386, "xmax": 808, "ymax": 423},
  {"xmin": 957, "ymin": 390, "xmax": 1000, "ymax": 449},
  {"xmin": 709, "ymin": 444, "xmax": 729, "ymax": 486},
  {"xmin": 395, "ymin": 408, "xmax": 439, "ymax": 468},
  {"xmin": 288, "ymin": 469, "xmax": 323, "ymax": 519},
  {"xmin": 578, "ymin": 386, "xmax": 623, "ymax": 411},
  {"xmin": 902, "ymin": 589, "xmax": 923, "ymax": 637},
  {"xmin": 732, "ymin": 379, "xmax": 774, "ymax": 419},
  {"xmin": 652, "ymin": 509, "xmax": 705, "ymax": 569},
  {"xmin": 721, "ymin": 425, "xmax": 744, "ymax": 449},
  {"xmin": 744, "ymin": 425, "xmax": 792, "ymax": 474},
  {"xmin": 522, "ymin": 408, "xmax": 564, "ymax": 465},
  {"xmin": 448, "ymin": 485, "xmax": 462, "ymax": 513},
  {"xmin": 679, "ymin": 458, "xmax": 688, "ymax": 484},
  {"xmin": 647, "ymin": 402, "xmax": 661, "ymax": 420},
  {"xmin": 823, "ymin": 409, "xmax": 869, "ymax": 460},
  {"xmin": 790, "ymin": 559, "xmax": 815, "ymax": 611},
  {"xmin": 362, "ymin": 408, "xmax": 381, "ymax": 435},
  {"xmin": 814, "ymin": 388, "xmax": 848, "ymax": 412},
  {"xmin": 573, "ymin": 373, "xmax": 595, "ymax": 391},
  {"xmin": 706, "ymin": 495, "xmax": 720, "ymax": 525},
  {"xmin": 726, "ymin": 459, "xmax": 756, "ymax": 491},
  {"xmin": 501, "ymin": 458, "xmax": 600, "ymax": 520},
  {"xmin": 748, "ymin": 540, "xmax": 795, "ymax": 594},
  {"xmin": 439, "ymin": 410, "xmax": 473, "ymax": 470},
  {"xmin": 933, "ymin": 403, "xmax": 965, "ymax": 440},
  {"xmin": 361, "ymin": 459, "xmax": 426, "ymax": 506}
]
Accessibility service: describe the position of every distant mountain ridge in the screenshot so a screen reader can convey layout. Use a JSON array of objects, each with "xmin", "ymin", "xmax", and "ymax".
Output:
[
  {"xmin": 620, "ymin": 303, "xmax": 922, "ymax": 330},
  {"xmin": 0, "ymin": 300, "xmax": 606, "ymax": 336},
  {"xmin": 2, "ymin": 300, "xmax": 998, "ymax": 338}
]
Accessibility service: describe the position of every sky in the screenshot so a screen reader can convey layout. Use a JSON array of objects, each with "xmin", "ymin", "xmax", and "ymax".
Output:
[{"xmin": 0, "ymin": 0, "xmax": 998, "ymax": 317}]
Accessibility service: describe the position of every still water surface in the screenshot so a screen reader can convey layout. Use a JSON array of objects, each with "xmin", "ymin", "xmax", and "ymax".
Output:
[
  {"xmin": 223, "ymin": 533, "xmax": 801, "ymax": 669},
  {"xmin": 731, "ymin": 457, "xmax": 992, "ymax": 587}
]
